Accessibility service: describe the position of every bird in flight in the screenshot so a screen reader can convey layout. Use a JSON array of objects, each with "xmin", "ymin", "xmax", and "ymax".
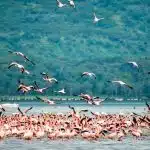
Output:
[
  {"xmin": 8, "ymin": 50, "xmax": 35, "ymax": 65},
  {"xmin": 33, "ymin": 81, "xmax": 50, "ymax": 93},
  {"xmin": 17, "ymin": 80, "xmax": 35, "ymax": 94},
  {"xmin": 81, "ymin": 72, "xmax": 96, "ymax": 79},
  {"xmin": 8, "ymin": 62, "xmax": 30, "ymax": 74},
  {"xmin": 41, "ymin": 72, "xmax": 58, "ymax": 84},
  {"xmin": 127, "ymin": 61, "xmax": 139, "ymax": 68},
  {"xmin": 145, "ymin": 101, "xmax": 150, "ymax": 112},
  {"xmin": 68, "ymin": 0, "xmax": 75, "ymax": 8},
  {"xmin": 107, "ymin": 80, "xmax": 133, "ymax": 89},
  {"xmin": 36, "ymin": 96, "xmax": 55, "ymax": 105},
  {"xmin": 93, "ymin": 12, "xmax": 104, "ymax": 23},
  {"xmin": 55, "ymin": 88, "xmax": 66, "ymax": 94},
  {"xmin": 17, "ymin": 106, "xmax": 33, "ymax": 115},
  {"xmin": 79, "ymin": 93, "xmax": 105, "ymax": 105},
  {"xmin": 0, "ymin": 104, "xmax": 6, "ymax": 116},
  {"xmin": 56, "ymin": 0, "xmax": 67, "ymax": 8}
]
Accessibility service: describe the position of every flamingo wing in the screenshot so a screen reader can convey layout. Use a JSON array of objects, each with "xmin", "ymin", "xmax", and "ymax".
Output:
[
  {"xmin": 68, "ymin": 105, "xmax": 76, "ymax": 114},
  {"xmin": 81, "ymin": 72, "xmax": 88, "ymax": 77},
  {"xmin": 34, "ymin": 81, "xmax": 39, "ymax": 89},
  {"xmin": 145, "ymin": 101, "xmax": 150, "ymax": 110},
  {"xmin": 17, "ymin": 107, "xmax": 24, "ymax": 115},
  {"xmin": 8, "ymin": 63, "xmax": 16, "ymax": 69},
  {"xmin": 24, "ymin": 106, "xmax": 33, "ymax": 114},
  {"xmin": 125, "ymin": 84, "xmax": 133, "ymax": 89}
]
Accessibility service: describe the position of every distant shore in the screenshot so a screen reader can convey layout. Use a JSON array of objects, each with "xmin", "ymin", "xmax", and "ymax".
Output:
[{"xmin": 0, "ymin": 95, "xmax": 148, "ymax": 102}]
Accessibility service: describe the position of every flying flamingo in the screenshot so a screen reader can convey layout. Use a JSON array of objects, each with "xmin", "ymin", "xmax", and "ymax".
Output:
[
  {"xmin": 36, "ymin": 96, "xmax": 55, "ymax": 105},
  {"xmin": 8, "ymin": 62, "xmax": 30, "ymax": 74},
  {"xmin": 145, "ymin": 101, "xmax": 150, "ymax": 112},
  {"xmin": 55, "ymin": 88, "xmax": 66, "ymax": 94},
  {"xmin": 81, "ymin": 72, "xmax": 96, "ymax": 79},
  {"xmin": 93, "ymin": 12, "xmax": 104, "ymax": 23},
  {"xmin": 41, "ymin": 72, "xmax": 58, "ymax": 84},
  {"xmin": 33, "ymin": 81, "xmax": 50, "ymax": 93},
  {"xmin": 127, "ymin": 61, "xmax": 139, "ymax": 68},
  {"xmin": 68, "ymin": 0, "xmax": 75, "ymax": 8},
  {"xmin": 17, "ymin": 106, "xmax": 33, "ymax": 115},
  {"xmin": 17, "ymin": 80, "xmax": 35, "ymax": 94},
  {"xmin": 107, "ymin": 80, "xmax": 133, "ymax": 89},
  {"xmin": 56, "ymin": 0, "xmax": 67, "ymax": 8},
  {"xmin": 8, "ymin": 50, "xmax": 35, "ymax": 65}
]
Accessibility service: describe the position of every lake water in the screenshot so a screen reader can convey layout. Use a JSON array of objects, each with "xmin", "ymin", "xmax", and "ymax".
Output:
[
  {"xmin": 1, "ymin": 101, "xmax": 150, "ymax": 150},
  {"xmin": 1, "ymin": 100, "xmax": 148, "ymax": 114}
]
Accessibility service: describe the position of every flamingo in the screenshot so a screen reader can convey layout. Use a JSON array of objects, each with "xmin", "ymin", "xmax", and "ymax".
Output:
[
  {"xmin": 23, "ymin": 129, "xmax": 33, "ymax": 140},
  {"xmin": 93, "ymin": 12, "xmax": 104, "ymax": 23},
  {"xmin": 56, "ymin": 0, "xmax": 67, "ymax": 8},
  {"xmin": 0, "ymin": 129, "xmax": 5, "ymax": 139},
  {"xmin": 8, "ymin": 50, "xmax": 35, "ymax": 65},
  {"xmin": 107, "ymin": 80, "xmax": 133, "ymax": 89},
  {"xmin": 41, "ymin": 72, "xmax": 58, "ymax": 84},
  {"xmin": 79, "ymin": 93, "xmax": 106, "ymax": 105},
  {"xmin": 145, "ymin": 101, "xmax": 150, "ymax": 112},
  {"xmin": 117, "ymin": 129, "xmax": 126, "ymax": 141},
  {"xmin": 68, "ymin": 0, "xmax": 75, "ymax": 8},
  {"xmin": 127, "ymin": 61, "xmax": 139, "ymax": 68},
  {"xmin": 129, "ymin": 128, "xmax": 142, "ymax": 138},
  {"xmin": 33, "ymin": 81, "xmax": 50, "ymax": 93},
  {"xmin": 0, "ymin": 104, "xmax": 5, "ymax": 112},
  {"xmin": 35, "ymin": 128, "xmax": 45, "ymax": 139},
  {"xmin": 17, "ymin": 106, "xmax": 33, "ymax": 115},
  {"xmin": 8, "ymin": 62, "xmax": 30, "ymax": 74},
  {"xmin": 81, "ymin": 72, "xmax": 96, "ymax": 79},
  {"xmin": 55, "ymin": 88, "xmax": 66, "ymax": 94},
  {"xmin": 17, "ymin": 80, "xmax": 35, "ymax": 94},
  {"xmin": 36, "ymin": 96, "xmax": 55, "ymax": 105}
]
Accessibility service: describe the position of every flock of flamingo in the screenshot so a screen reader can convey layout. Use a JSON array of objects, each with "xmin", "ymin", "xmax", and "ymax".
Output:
[
  {"xmin": 0, "ymin": 104, "xmax": 150, "ymax": 140},
  {"xmin": 0, "ymin": 0, "xmax": 150, "ymax": 141}
]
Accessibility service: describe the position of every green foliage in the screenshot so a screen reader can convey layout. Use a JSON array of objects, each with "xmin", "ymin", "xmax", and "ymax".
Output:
[{"xmin": 0, "ymin": 0, "xmax": 149, "ymax": 97}]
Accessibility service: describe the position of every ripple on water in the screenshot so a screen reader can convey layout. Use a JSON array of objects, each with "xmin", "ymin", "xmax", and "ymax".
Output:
[{"xmin": 0, "ymin": 138, "xmax": 150, "ymax": 150}]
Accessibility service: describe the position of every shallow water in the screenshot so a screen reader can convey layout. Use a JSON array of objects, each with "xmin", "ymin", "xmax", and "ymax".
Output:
[
  {"xmin": 1, "ymin": 137, "xmax": 150, "ymax": 150},
  {"xmin": 1, "ymin": 101, "xmax": 147, "ymax": 114},
  {"xmin": 1, "ymin": 101, "xmax": 150, "ymax": 150}
]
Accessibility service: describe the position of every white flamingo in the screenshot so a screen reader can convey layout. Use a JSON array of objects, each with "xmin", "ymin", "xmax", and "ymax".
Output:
[
  {"xmin": 56, "ymin": 0, "xmax": 67, "ymax": 8},
  {"xmin": 8, "ymin": 50, "xmax": 35, "ymax": 65},
  {"xmin": 127, "ymin": 61, "xmax": 139, "ymax": 68},
  {"xmin": 81, "ymin": 72, "xmax": 96, "ymax": 79},
  {"xmin": 68, "ymin": 0, "xmax": 75, "ymax": 8},
  {"xmin": 8, "ymin": 62, "xmax": 30, "ymax": 74},
  {"xmin": 107, "ymin": 80, "xmax": 133, "ymax": 89},
  {"xmin": 55, "ymin": 88, "xmax": 66, "ymax": 94},
  {"xmin": 41, "ymin": 72, "xmax": 58, "ymax": 84},
  {"xmin": 93, "ymin": 12, "xmax": 104, "ymax": 23}
]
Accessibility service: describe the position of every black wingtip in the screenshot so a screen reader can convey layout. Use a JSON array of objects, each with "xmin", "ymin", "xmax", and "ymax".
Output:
[
  {"xmin": 8, "ymin": 50, "xmax": 13, "ymax": 53},
  {"xmin": 40, "ymin": 72, "xmax": 46, "ymax": 75},
  {"xmin": 128, "ymin": 85, "xmax": 134, "ymax": 90},
  {"xmin": 30, "ymin": 61, "xmax": 36, "ymax": 65},
  {"xmin": 18, "ymin": 79, "xmax": 21, "ymax": 84},
  {"xmin": 36, "ymin": 96, "xmax": 41, "ymax": 100}
]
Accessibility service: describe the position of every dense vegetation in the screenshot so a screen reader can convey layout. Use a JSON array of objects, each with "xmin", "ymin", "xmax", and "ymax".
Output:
[{"xmin": 0, "ymin": 0, "xmax": 149, "ymax": 97}]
